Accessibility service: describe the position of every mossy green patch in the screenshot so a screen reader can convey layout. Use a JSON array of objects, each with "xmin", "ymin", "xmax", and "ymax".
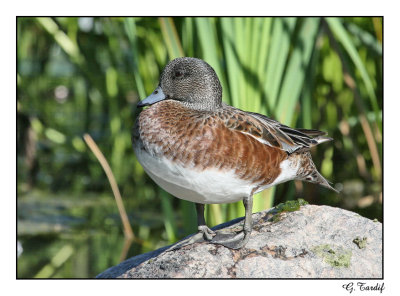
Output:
[
  {"xmin": 269, "ymin": 199, "xmax": 309, "ymax": 223},
  {"xmin": 271, "ymin": 214, "xmax": 283, "ymax": 223},
  {"xmin": 353, "ymin": 237, "xmax": 368, "ymax": 249},
  {"xmin": 312, "ymin": 244, "xmax": 352, "ymax": 268},
  {"xmin": 275, "ymin": 198, "xmax": 309, "ymax": 212}
]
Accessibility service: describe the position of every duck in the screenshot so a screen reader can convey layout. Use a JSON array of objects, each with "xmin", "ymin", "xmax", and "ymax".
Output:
[{"xmin": 133, "ymin": 57, "xmax": 337, "ymax": 249}]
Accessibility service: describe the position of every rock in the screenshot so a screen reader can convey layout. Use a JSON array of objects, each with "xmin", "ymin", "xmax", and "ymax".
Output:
[{"xmin": 97, "ymin": 204, "xmax": 382, "ymax": 278}]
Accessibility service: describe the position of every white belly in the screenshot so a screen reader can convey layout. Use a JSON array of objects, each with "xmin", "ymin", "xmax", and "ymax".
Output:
[{"xmin": 134, "ymin": 147, "xmax": 254, "ymax": 204}]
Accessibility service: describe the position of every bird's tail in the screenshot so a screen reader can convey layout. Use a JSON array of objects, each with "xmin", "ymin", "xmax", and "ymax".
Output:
[{"xmin": 296, "ymin": 152, "xmax": 339, "ymax": 193}]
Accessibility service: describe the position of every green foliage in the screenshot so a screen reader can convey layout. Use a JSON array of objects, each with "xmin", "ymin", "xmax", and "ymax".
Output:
[{"xmin": 17, "ymin": 17, "xmax": 382, "ymax": 278}]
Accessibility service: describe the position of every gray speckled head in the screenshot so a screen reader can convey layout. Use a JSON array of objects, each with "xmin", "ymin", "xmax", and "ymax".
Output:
[{"xmin": 159, "ymin": 57, "xmax": 223, "ymax": 110}]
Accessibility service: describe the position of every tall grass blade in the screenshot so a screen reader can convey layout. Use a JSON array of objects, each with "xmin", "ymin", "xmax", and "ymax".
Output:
[
  {"xmin": 346, "ymin": 23, "xmax": 382, "ymax": 56},
  {"xmin": 36, "ymin": 17, "xmax": 83, "ymax": 64},
  {"xmin": 182, "ymin": 18, "xmax": 194, "ymax": 57},
  {"xmin": 160, "ymin": 189, "xmax": 178, "ymax": 243},
  {"xmin": 276, "ymin": 18, "xmax": 320, "ymax": 125},
  {"xmin": 264, "ymin": 18, "xmax": 296, "ymax": 113},
  {"xmin": 124, "ymin": 18, "xmax": 146, "ymax": 98},
  {"xmin": 195, "ymin": 18, "xmax": 230, "ymax": 104},
  {"xmin": 221, "ymin": 18, "xmax": 240, "ymax": 107},
  {"xmin": 301, "ymin": 34, "xmax": 322, "ymax": 130},
  {"xmin": 159, "ymin": 17, "xmax": 184, "ymax": 59}
]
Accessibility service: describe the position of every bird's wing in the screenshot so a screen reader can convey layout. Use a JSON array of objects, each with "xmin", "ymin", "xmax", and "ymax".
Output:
[{"xmin": 221, "ymin": 106, "xmax": 332, "ymax": 154}]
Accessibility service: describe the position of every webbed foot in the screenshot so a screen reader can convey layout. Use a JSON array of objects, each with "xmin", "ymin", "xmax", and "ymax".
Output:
[
  {"xmin": 198, "ymin": 225, "xmax": 216, "ymax": 240},
  {"xmin": 165, "ymin": 225, "xmax": 216, "ymax": 251},
  {"xmin": 211, "ymin": 229, "xmax": 251, "ymax": 249}
]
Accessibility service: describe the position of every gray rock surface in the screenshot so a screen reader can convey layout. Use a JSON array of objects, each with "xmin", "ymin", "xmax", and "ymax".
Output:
[{"xmin": 97, "ymin": 205, "xmax": 382, "ymax": 278}]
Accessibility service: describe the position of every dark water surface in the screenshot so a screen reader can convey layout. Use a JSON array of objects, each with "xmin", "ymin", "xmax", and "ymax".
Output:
[{"xmin": 17, "ymin": 190, "xmax": 168, "ymax": 278}]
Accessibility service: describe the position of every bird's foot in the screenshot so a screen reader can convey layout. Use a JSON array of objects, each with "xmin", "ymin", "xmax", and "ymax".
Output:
[
  {"xmin": 198, "ymin": 225, "xmax": 216, "ymax": 240},
  {"xmin": 211, "ymin": 230, "xmax": 251, "ymax": 250},
  {"xmin": 165, "ymin": 225, "xmax": 216, "ymax": 252}
]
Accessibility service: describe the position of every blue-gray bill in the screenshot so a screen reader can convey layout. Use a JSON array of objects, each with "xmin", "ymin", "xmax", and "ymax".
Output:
[{"xmin": 137, "ymin": 86, "xmax": 166, "ymax": 107}]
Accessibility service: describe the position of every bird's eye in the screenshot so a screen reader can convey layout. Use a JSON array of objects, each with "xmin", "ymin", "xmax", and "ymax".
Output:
[{"xmin": 174, "ymin": 70, "xmax": 184, "ymax": 78}]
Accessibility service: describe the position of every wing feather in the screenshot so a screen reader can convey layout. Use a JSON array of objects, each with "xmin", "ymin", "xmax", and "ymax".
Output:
[{"xmin": 221, "ymin": 106, "xmax": 332, "ymax": 154}]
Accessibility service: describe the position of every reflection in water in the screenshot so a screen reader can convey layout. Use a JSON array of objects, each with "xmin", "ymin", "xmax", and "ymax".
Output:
[{"xmin": 17, "ymin": 191, "xmax": 167, "ymax": 278}]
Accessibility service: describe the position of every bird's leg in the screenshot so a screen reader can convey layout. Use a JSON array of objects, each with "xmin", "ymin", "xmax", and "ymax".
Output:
[
  {"xmin": 165, "ymin": 203, "xmax": 215, "ymax": 251},
  {"xmin": 166, "ymin": 197, "xmax": 253, "ymax": 251},
  {"xmin": 196, "ymin": 203, "xmax": 216, "ymax": 240},
  {"xmin": 211, "ymin": 195, "xmax": 253, "ymax": 249}
]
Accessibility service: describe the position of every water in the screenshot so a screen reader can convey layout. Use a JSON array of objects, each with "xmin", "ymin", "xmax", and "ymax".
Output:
[{"xmin": 17, "ymin": 190, "xmax": 167, "ymax": 278}]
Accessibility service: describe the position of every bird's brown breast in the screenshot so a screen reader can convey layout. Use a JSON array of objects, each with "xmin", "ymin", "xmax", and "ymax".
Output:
[{"xmin": 134, "ymin": 101, "xmax": 287, "ymax": 186}]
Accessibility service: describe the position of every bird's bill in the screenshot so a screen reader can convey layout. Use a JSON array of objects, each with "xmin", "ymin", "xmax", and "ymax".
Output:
[{"xmin": 137, "ymin": 86, "xmax": 166, "ymax": 107}]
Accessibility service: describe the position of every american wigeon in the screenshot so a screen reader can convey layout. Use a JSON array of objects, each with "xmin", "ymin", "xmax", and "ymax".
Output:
[{"xmin": 133, "ymin": 57, "xmax": 337, "ymax": 249}]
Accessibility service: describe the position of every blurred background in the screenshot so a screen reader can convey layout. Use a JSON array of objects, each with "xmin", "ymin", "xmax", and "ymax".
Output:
[{"xmin": 17, "ymin": 17, "xmax": 382, "ymax": 278}]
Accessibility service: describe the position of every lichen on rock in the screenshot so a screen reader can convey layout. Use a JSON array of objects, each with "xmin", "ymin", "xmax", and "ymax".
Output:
[
  {"xmin": 353, "ymin": 236, "xmax": 368, "ymax": 249},
  {"xmin": 311, "ymin": 244, "xmax": 352, "ymax": 268}
]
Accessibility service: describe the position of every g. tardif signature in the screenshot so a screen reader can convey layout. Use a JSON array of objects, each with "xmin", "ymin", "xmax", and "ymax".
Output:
[{"xmin": 342, "ymin": 282, "xmax": 385, "ymax": 293}]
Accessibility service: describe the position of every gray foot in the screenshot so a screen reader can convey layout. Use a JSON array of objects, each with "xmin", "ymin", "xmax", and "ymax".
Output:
[
  {"xmin": 165, "ymin": 226, "xmax": 216, "ymax": 252},
  {"xmin": 166, "ymin": 196, "xmax": 253, "ymax": 251},
  {"xmin": 198, "ymin": 225, "xmax": 216, "ymax": 240},
  {"xmin": 211, "ymin": 230, "xmax": 251, "ymax": 249}
]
